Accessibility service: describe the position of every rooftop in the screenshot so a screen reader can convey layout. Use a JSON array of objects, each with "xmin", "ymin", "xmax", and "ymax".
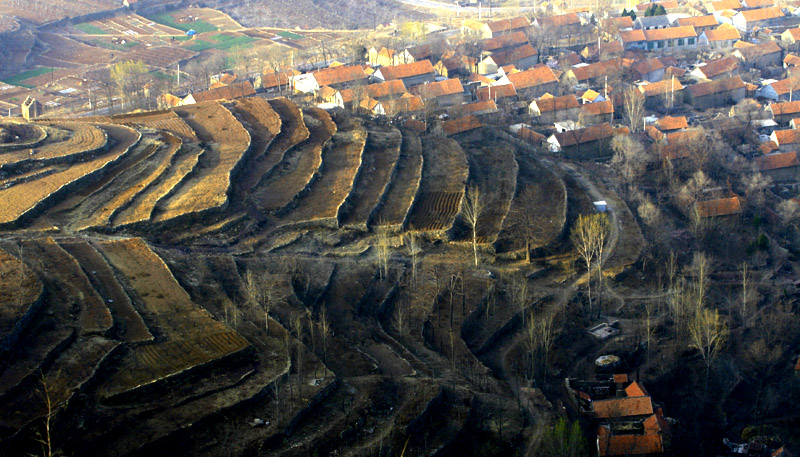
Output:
[
  {"xmin": 696, "ymin": 196, "xmax": 742, "ymax": 217},
  {"xmin": 755, "ymin": 151, "xmax": 800, "ymax": 170},
  {"xmin": 688, "ymin": 75, "xmax": 745, "ymax": 97},
  {"xmin": 377, "ymin": 60, "xmax": 435, "ymax": 81}
]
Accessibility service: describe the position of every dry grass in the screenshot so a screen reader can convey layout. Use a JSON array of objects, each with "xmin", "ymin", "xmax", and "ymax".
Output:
[
  {"xmin": 227, "ymin": 97, "xmax": 281, "ymax": 198},
  {"xmin": 0, "ymin": 246, "xmax": 42, "ymax": 338},
  {"xmin": 153, "ymin": 102, "xmax": 251, "ymax": 222},
  {"xmin": 371, "ymin": 132, "xmax": 423, "ymax": 228},
  {"xmin": 0, "ymin": 122, "xmax": 106, "ymax": 168},
  {"xmin": 96, "ymin": 238, "xmax": 248, "ymax": 397},
  {"xmin": 113, "ymin": 110, "xmax": 198, "ymax": 140},
  {"xmin": 406, "ymin": 136, "xmax": 468, "ymax": 231}
]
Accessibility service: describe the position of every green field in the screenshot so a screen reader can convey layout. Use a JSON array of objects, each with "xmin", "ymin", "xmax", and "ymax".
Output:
[
  {"xmin": 92, "ymin": 39, "xmax": 138, "ymax": 50},
  {"xmin": 144, "ymin": 12, "xmax": 218, "ymax": 33},
  {"xmin": 4, "ymin": 67, "xmax": 55, "ymax": 88},
  {"xmin": 277, "ymin": 31, "xmax": 305, "ymax": 40},
  {"xmin": 186, "ymin": 36, "xmax": 256, "ymax": 52},
  {"xmin": 76, "ymin": 23, "xmax": 109, "ymax": 35}
]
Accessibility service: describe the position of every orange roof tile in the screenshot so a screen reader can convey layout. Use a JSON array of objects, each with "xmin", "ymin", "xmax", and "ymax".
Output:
[
  {"xmin": 487, "ymin": 16, "xmax": 531, "ymax": 33},
  {"xmin": 593, "ymin": 396, "xmax": 654, "ymax": 418},
  {"xmin": 768, "ymin": 77, "xmax": 800, "ymax": 95},
  {"xmin": 696, "ymin": 196, "xmax": 742, "ymax": 217},
  {"xmin": 735, "ymin": 41, "xmax": 782, "ymax": 60},
  {"xmin": 625, "ymin": 381, "xmax": 649, "ymax": 398},
  {"xmin": 571, "ymin": 58, "xmax": 625, "ymax": 82},
  {"xmin": 532, "ymin": 94, "xmax": 580, "ymax": 113},
  {"xmin": 597, "ymin": 426, "xmax": 664, "ymax": 457},
  {"xmin": 694, "ymin": 55, "xmax": 739, "ymax": 78},
  {"xmin": 756, "ymin": 151, "xmax": 800, "ymax": 170},
  {"xmin": 488, "ymin": 43, "xmax": 539, "ymax": 66},
  {"xmin": 613, "ymin": 374, "xmax": 629, "ymax": 383},
  {"xmin": 785, "ymin": 28, "xmax": 800, "ymax": 41},
  {"xmin": 785, "ymin": 54, "xmax": 800, "ymax": 67},
  {"xmin": 539, "ymin": 12, "xmax": 582, "ymax": 28},
  {"xmin": 688, "ymin": 75, "xmax": 745, "ymax": 97},
  {"xmin": 190, "ymin": 80, "xmax": 255, "ymax": 103},
  {"xmin": 443, "ymin": 115, "xmax": 482, "ymax": 135},
  {"xmin": 708, "ymin": 0, "xmax": 742, "ymax": 11},
  {"xmin": 678, "ymin": 15, "xmax": 719, "ymax": 28},
  {"xmin": 506, "ymin": 66, "xmax": 558, "ymax": 89},
  {"xmin": 580, "ymin": 100, "xmax": 614, "ymax": 116},
  {"xmin": 261, "ymin": 70, "xmax": 296, "ymax": 89},
  {"xmin": 378, "ymin": 60, "xmax": 435, "ymax": 81},
  {"xmin": 704, "ymin": 25, "xmax": 742, "ymax": 41},
  {"xmin": 656, "ymin": 115, "xmax": 689, "ymax": 131},
  {"xmin": 482, "ymin": 31, "xmax": 529, "ymax": 51},
  {"xmin": 774, "ymin": 128, "xmax": 800, "ymax": 145},
  {"xmin": 554, "ymin": 123, "xmax": 616, "ymax": 147},
  {"xmin": 738, "ymin": 6, "xmax": 784, "ymax": 21},
  {"xmin": 634, "ymin": 57, "xmax": 665, "ymax": 76},
  {"xmin": 518, "ymin": 126, "xmax": 546, "ymax": 143},
  {"xmin": 451, "ymin": 99, "xmax": 498, "ymax": 115},
  {"xmin": 769, "ymin": 100, "xmax": 800, "ymax": 115},
  {"xmin": 312, "ymin": 65, "xmax": 368, "ymax": 87},
  {"xmin": 746, "ymin": 0, "xmax": 775, "ymax": 6},
  {"xmin": 381, "ymin": 95, "xmax": 424, "ymax": 115},
  {"xmin": 468, "ymin": 73, "xmax": 496, "ymax": 85},
  {"xmin": 366, "ymin": 80, "xmax": 407, "ymax": 99},
  {"xmin": 667, "ymin": 129, "xmax": 704, "ymax": 144},
  {"xmin": 477, "ymin": 84, "xmax": 518, "ymax": 100},
  {"xmin": 620, "ymin": 29, "xmax": 646, "ymax": 43},
  {"xmin": 640, "ymin": 79, "xmax": 685, "ymax": 96},
  {"xmin": 409, "ymin": 78, "xmax": 463, "ymax": 99},
  {"xmin": 606, "ymin": 16, "xmax": 635, "ymax": 30},
  {"xmin": 760, "ymin": 140, "xmax": 779, "ymax": 154},
  {"xmin": 647, "ymin": 125, "xmax": 666, "ymax": 141},
  {"xmin": 644, "ymin": 26, "xmax": 698, "ymax": 41}
]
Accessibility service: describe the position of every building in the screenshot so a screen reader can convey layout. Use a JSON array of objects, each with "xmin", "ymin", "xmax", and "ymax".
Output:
[
  {"xmin": 21, "ymin": 96, "xmax": 41, "ymax": 120},
  {"xmin": 379, "ymin": 95, "xmax": 425, "ymax": 116},
  {"xmin": 733, "ymin": 41, "xmax": 783, "ymax": 68},
  {"xmin": 770, "ymin": 128, "xmax": 800, "ymax": 150},
  {"xmin": 180, "ymin": 81, "xmax": 255, "ymax": 105},
  {"xmin": 755, "ymin": 151, "xmax": 800, "ymax": 181},
  {"xmin": 656, "ymin": 115, "xmax": 689, "ymax": 131},
  {"xmin": 545, "ymin": 122, "xmax": 620, "ymax": 158},
  {"xmin": 535, "ymin": 12, "xmax": 583, "ymax": 37},
  {"xmin": 409, "ymin": 78, "xmax": 466, "ymax": 107},
  {"xmin": 620, "ymin": 29, "xmax": 647, "ymax": 50},
  {"xmin": 580, "ymin": 100, "xmax": 615, "ymax": 125},
  {"xmin": 769, "ymin": 100, "xmax": 800, "ymax": 124},
  {"xmin": 695, "ymin": 196, "xmax": 742, "ymax": 218},
  {"xmin": 699, "ymin": 24, "xmax": 742, "ymax": 48},
  {"xmin": 580, "ymin": 41, "xmax": 624, "ymax": 60},
  {"xmin": 257, "ymin": 69, "xmax": 298, "ymax": 93},
  {"xmin": 449, "ymin": 99, "xmax": 498, "ymax": 117},
  {"xmin": 478, "ymin": 44, "xmax": 539, "ymax": 74},
  {"xmin": 633, "ymin": 58, "xmax": 666, "ymax": 82},
  {"xmin": 372, "ymin": 60, "xmax": 436, "ymax": 88},
  {"xmin": 707, "ymin": 0, "xmax": 742, "ymax": 12},
  {"xmin": 687, "ymin": 75, "xmax": 746, "ymax": 108},
  {"xmin": 435, "ymin": 55, "xmax": 476, "ymax": 78},
  {"xmin": 529, "ymin": 94, "xmax": 580, "ymax": 123},
  {"xmin": 731, "ymin": 6, "xmax": 784, "ymax": 31},
  {"xmin": 463, "ymin": 16, "xmax": 530, "ymax": 39},
  {"xmin": 640, "ymin": 78, "xmax": 686, "ymax": 109},
  {"xmin": 676, "ymin": 15, "xmax": 720, "ymax": 33},
  {"xmin": 689, "ymin": 55, "xmax": 740, "ymax": 80},
  {"xmin": 634, "ymin": 15, "xmax": 672, "ymax": 30},
  {"xmin": 476, "ymin": 84, "xmax": 519, "ymax": 103},
  {"xmin": 441, "ymin": 115, "xmax": 483, "ymax": 140},
  {"xmin": 482, "ymin": 31, "xmax": 530, "ymax": 53},
  {"xmin": 497, "ymin": 66, "xmax": 560, "ymax": 98},
  {"xmin": 643, "ymin": 26, "xmax": 698, "ymax": 51},
  {"xmin": 562, "ymin": 58, "xmax": 626, "ymax": 87},
  {"xmin": 291, "ymin": 65, "xmax": 368, "ymax": 93},
  {"xmin": 757, "ymin": 77, "xmax": 800, "ymax": 101}
]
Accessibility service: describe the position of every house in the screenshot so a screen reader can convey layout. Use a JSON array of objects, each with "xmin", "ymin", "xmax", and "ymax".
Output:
[
  {"xmin": 699, "ymin": 24, "xmax": 742, "ymax": 48},
  {"xmin": 643, "ymin": 26, "xmax": 698, "ymax": 51},
  {"xmin": 476, "ymin": 84, "xmax": 519, "ymax": 103},
  {"xmin": 580, "ymin": 100, "xmax": 614, "ymax": 125},
  {"xmin": 529, "ymin": 94, "xmax": 580, "ymax": 123},
  {"xmin": 770, "ymin": 128, "xmax": 800, "ymax": 150},
  {"xmin": 731, "ymin": 7, "xmax": 784, "ymax": 31},
  {"xmin": 485, "ymin": 16, "xmax": 531, "ymax": 38},
  {"xmin": 545, "ymin": 122, "xmax": 619, "ymax": 158},
  {"xmin": 497, "ymin": 66, "xmax": 560, "ymax": 98},
  {"xmin": 380, "ymin": 95, "xmax": 425, "ymax": 116},
  {"xmin": 449, "ymin": 99, "xmax": 498, "ymax": 117},
  {"xmin": 562, "ymin": 58, "xmax": 625, "ymax": 87},
  {"xmin": 291, "ymin": 65, "xmax": 368, "ymax": 93},
  {"xmin": 742, "ymin": 0, "xmax": 775, "ymax": 8},
  {"xmin": 482, "ymin": 31, "xmax": 530, "ymax": 53},
  {"xmin": 257, "ymin": 69, "xmax": 299, "ymax": 93},
  {"xmin": 633, "ymin": 58, "xmax": 666, "ymax": 82},
  {"xmin": 677, "ymin": 15, "xmax": 720, "ymax": 33},
  {"xmin": 461, "ymin": 19, "xmax": 488, "ymax": 38},
  {"xmin": 640, "ymin": 78, "xmax": 686, "ymax": 109},
  {"xmin": 695, "ymin": 196, "xmax": 742, "ymax": 218},
  {"xmin": 755, "ymin": 151, "xmax": 800, "ymax": 181},
  {"xmin": 656, "ymin": 115, "xmax": 689, "ymax": 131},
  {"xmin": 782, "ymin": 27, "xmax": 800, "ymax": 50},
  {"xmin": 767, "ymin": 100, "xmax": 800, "ymax": 124},
  {"xmin": 785, "ymin": 54, "xmax": 800, "ymax": 68},
  {"xmin": 180, "ymin": 80, "xmax": 255, "ymax": 105},
  {"xmin": 620, "ymin": 29, "xmax": 647, "ymax": 50},
  {"xmin": 636, "ymin": 0, "xmax": 679, "ymax": 12},
  {"xmin": 707, "ymin": 0, "xmax": 742, "ymax": 12},
  {"xmin": 597, "ymin": 427, "xmax": 664, "ymax": 457},
  {"xmin": 441, "ymin": 115, "xmax": 483, "ymax": 141},
  {"xmin": 580, "ymin": 41, "xmax": 624, "ymax": 60},
  {"xmin": 372, "ymin": 60, "xmax": 436, "ymax": 88},
  {"xmin": 435, "ymin": 55, "xmax": 476, "ymax": 78},
  {"xmin": 690, "ymin": 55, "xmax": 740, "ymax": 80},
  {"xmin": 21, "ymin": 96, "xmax": 41, "ymax": 120},
  {"xmin": 339, "ymin": 79, "xmax": 408, "ymax": 107},
  {"xmin": 579, "ymin": 88, "xmax": 606, "ymax": 103},
  {"xmin": 478, "ymin": 44, "xmax": 539, "ymax": 74},
  {"xmin": 635, "ymin": 15, "xmax": 672, "ymax": 30},
  {"xmin": 687, "ymin": 75, "xmax": 746, "ymax": 108},
  {"xmin": 757, "ymin": 77, "xmax": 800, "ymax": 101},
  {"xmin": 733, "ymin": 41, "xmax": 783, "ymax": 68},
  {"xmin": 409, "ymin": 78, "xmax": 466, "ymax": 107},
  {"xmin": 536, "ymin": 12, "xmax": 583, "ymax": 36}
]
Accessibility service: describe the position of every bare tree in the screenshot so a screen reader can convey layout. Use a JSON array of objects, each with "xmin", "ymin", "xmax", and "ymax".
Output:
[
  {"xmin": 31, "ymin": 372, "xmax": 60, "ymax": 457},
  {"xmin": 571, "ymin": 214, "xmax": 598, "ymax": 313},
  {"xmin": 375, "ymin": 228, "xmax": 391, "ymax": 280},
  {"xmin": 689, "ymin": 307, "xmax": 729, "ymax": 390},
  {"xmin": 462, "ymin": 186, "xmax": 483, "ymax": 267},
  {"xmin": 593, "ymin": 213, "xmax": 611, "ymax": 311},
  {"xmin": 292, "ymin": 313, "xmax": 305, "ymax": 399},
  {"xmin": 505, "ymin": 185, "xmax": 543, "ymax": 263},
  {"xmin": 405, "ymin": 232, "xmax": 422, "ymax": 289},
  {"xmin": 610, "ymin": 134, "xmax": 648, "ymax": 185},
  {"xmin": 623, "ymin": 86, "xmax": 646, "ymax": 133},
  {"xmin": 739, "ymin": 262, "xmax": 754, "ymax": 324}
]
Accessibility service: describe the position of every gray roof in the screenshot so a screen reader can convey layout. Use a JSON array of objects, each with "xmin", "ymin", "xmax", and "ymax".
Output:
[{"xmin": 634, "ymin": 15, "xmax": 672, "ymax": 29}]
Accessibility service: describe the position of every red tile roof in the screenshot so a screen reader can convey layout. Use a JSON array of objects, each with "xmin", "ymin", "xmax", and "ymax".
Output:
[
  {"xmin": 532, "ymin": 94, "xmax": 580, "ymax": 113},
  {"xmin": 755, "ymin": 151, "xmax": 800, "ymax": 170},
  {"xmin": 785, "ymin": 28, "xmax": 800, "ymax": 41},
  {"xmin": 768, "ymin": 77, "xmax": 800, "ymax": 96},
  {"xmin": 381, "ymin": 95, "xmax": 425, "ymax": 115},
  {"xmin": 606, "ymin": 16, "xmax": 635, "ymax": 30},
  {"xmin": 737, "ymin": 6, "xmax": 784, "ymax": 22},
  {"xmin": 647, "ymin": 125, "xmax": 666, "ymax": 141},
  {"xmin": 593, "ymin": 396, "xmax": 655, "ymax": 418},
  {"xmin": 489, "ymin": 43, "xmax": 538, "ymax": 66},
  {"xmin": 625, "ymin": 381, "xmax": 649, "ymax": 398},
  {"xmin": 580, "ymin": 100, "xmax": 614, "ymax": 116},
  {"xmin": 746, "ymin": 0, "xmax": 776, "ymax": 7},
  {"xmin": 644, "ymin": 26, "xmax": 698, "ymax": 41},
  {"xmin": 640, "ymin": 79, "xmax": 685, "ymax": 96},
  {"xmin": 704, "ymin": 25, "xmax": 741, "ymax": 41},
  {"xmin": 613, "ymin": 374, "xmax": 629, "ymax": 383},
  {"xmin": 487, "ymin": 16, "xmax": 531, "ymax": 33},
  {"xmin": 678, "ymin": 15, "xmax": 719, "ymax": 27},
  {"xmin": 538, "ymin": 12, "xmax": 582, "ymax": 28},
  {"xmin": 696, "ymin": 196, "xmax": 742, "ymax": 217},
  {"xmin": 313, "ymin": 65, "xmax": 368, "ymax": 86},
  {"xmin": 773, "ymin": 128, "xmax": 800, "ymax": 145},
  {"xmin": 443, "ymin": 115, "xmax": 482, "ymax": 135},
  {"xmin": 735, "ymin": 41, "xmax": 782, "ymax": 60},
  {"xmin": 571, "ymin": 59, "xmax": 625, "ymax": 82},
  {"xmin": 769, "ymin": 100, "xmax": 800, "ymax": 115},
  {"xmin": 451, "ymin": 99, "xmax": 498, "ymax": 115},
  {"xmin": 657, "ymin": 116, "xmax": 689, "ymax": 131},
  {"xmin": 409, "ymin": 78, "xmax": 463, "ymax": 99},
  {"xmin": 785, "ymin": 54, "xmax": 800, "ymax": 67},
  {"xmin": 597, "ymin": 426, "xmax": 664, "ymax": 457},
  {"xmin": 476, "ymin": 84, "xmax": 518, "ymax": 101},
  {"xmin": 694, "ymin": 56, "xmax": 739, "ymax": 79},
  {"xmin": 190, "ymin": 80, "xmax": 255, "ymax": 103},
  {"xmin": 634, "ymin": 57, "xmax": 665, "ymax": 76},
  {"xmin": 554, "ymin": 123, "xmax": 616, "ymax": 147},
  {"xmin": 688, "ymin": 75, "xmax": 745, "ymax": 97},
  {"xmin": 505, "ymin": 66, "xmax": 559, "ymax": 89},
  {"xmin": 482, "ymin": 31, "xmax": 529, "ymax": 51},
  {"xmin": 378, "ymin": 60, "xmax": 435, "ymax": 81},
  {"xmin": 620, "ymin": 29, "xmax": 646, "ymax": 43},
  {"xmin": 708, "ymin": 0, "xmax": 742, "ymax": 11}
]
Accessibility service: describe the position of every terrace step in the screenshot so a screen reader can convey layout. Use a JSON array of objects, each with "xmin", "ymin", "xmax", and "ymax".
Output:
[
  {"xmin": 369, "ymin": 131, "xmax": 423, "ymax": 231},
  {"xmin": 226, "ymin": 97, "xmax": 281, "ymax": 201},
  {"xmin": 338, "ymin": 123, "xmax": 402, "ymax": 229}
]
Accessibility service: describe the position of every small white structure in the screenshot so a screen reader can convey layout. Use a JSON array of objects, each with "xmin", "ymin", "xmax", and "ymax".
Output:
[{"xmin": 593, "ymin": 200, "xmax": 608, "ymax": 212}]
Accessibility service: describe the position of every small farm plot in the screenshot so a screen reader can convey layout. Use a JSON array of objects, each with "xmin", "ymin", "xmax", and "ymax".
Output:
[
  {"xmin": 226, "ymin": 97, "xmax": 281, "ymax": 199},
  {"xmin": 122, "ymin": 45, "xmax": 198, "ymax": 68},
  {"xmin": 144, "ymin": 7, "xmax": 240, "ymax": 33},
  {"xmin": 339, "ymin": 124, "xmax": 402, "ymax": 228},
  {"xmin": 153, "ymin": 102, "xmax": 251, "ymax": 222},
  {"xmin": 0, "ymin": 122, "xmax": 47, "ymax": 151},
  {"xmin": 37, "ymin": 33, "xmax": 116, "ymax": 66},
  {"xmin": 95, "ymin": 238, "xmax": 249, "ymax": 398},
  {"xmin": 113, "ymin": 110, "xmax": 197, "ymax": 140},
  {"xmin": 244, "ymin": 97, "xmax": 309, "ymax": 187},
  {"xmin": 405, "ymin": 136, "xmax": 468, "ymax": 232},
  {"xmin": 280, "ymin": 117, "xmax": 367, "ymax": 225},
  {"xmin": 370, "ymin": 132, "xmax": 423, "ymax": 229},
  {"xmin": 452, "ymin": 146, "xmax": 518, "ymax": 244},
  {"xmin": 255, "ymin": 108, "xmax": 335, "ymax": 212},
  {"xmin": 0, "ymin": 122, "xmax": 107, "ymax": 168}
]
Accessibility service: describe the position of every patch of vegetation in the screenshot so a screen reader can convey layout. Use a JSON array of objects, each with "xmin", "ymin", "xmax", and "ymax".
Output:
[
  {"xmin": 144, "ymin": 12, "xmax": 218, "ymax": 33},
  {"xmin": 75, "ymin": 22, "xmax": 108, "ymax": 35},
  {"xmin": 92, "ymin": 40, "xmax": 138, "ymax": 51},
  {"xmin": 186, "ymin": 36, "xmax": 256, "ymax": 52},
  {"xmin": 277, "ymin": 30, "xmax": 305, "ymax": 40},
  {"xmin": 4, "ymin": 67, "xmax": 55, "ymax": 87}
]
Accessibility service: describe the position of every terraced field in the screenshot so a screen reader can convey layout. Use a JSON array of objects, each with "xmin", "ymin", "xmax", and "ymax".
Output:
[{"xmin": 0, "ymin": 96, "xmax": 631, "ymax": 457}]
